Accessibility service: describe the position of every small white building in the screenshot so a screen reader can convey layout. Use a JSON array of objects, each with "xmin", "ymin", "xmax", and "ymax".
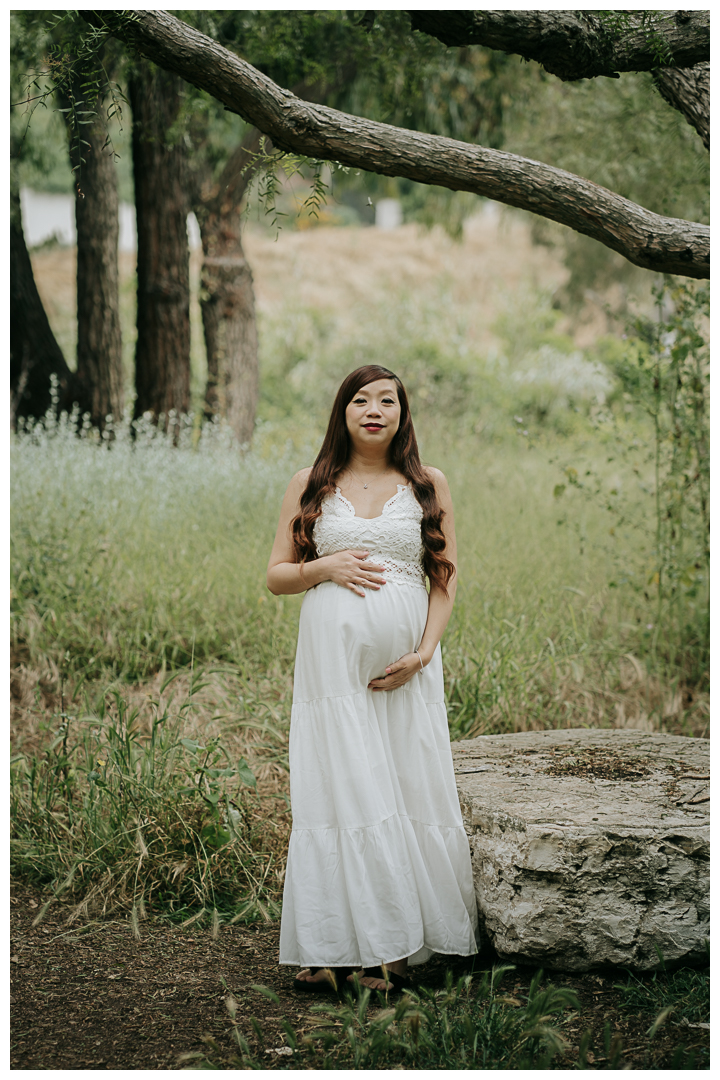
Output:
[
  {"xmin": 20, "ymin": 188, "xmax": 201, "ymax": 252},
  {"xmin": 374, "ymin": 198, "xmax": 403, "ymax": 230}
]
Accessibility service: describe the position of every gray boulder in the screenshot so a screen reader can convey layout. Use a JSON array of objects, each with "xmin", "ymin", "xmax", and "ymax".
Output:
[{"xmin": 453, "ymin": 728, "xmax": 709, "ymax": 971}]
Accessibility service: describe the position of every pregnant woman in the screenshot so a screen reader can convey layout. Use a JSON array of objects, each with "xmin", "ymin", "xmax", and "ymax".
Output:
[{"xmin": 267, "ymin": 364, "xmax": 478, "ymax": 995}]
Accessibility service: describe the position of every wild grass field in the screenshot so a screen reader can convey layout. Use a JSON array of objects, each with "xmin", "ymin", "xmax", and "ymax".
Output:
[{"xmin": 11, "ymin": 211, "xmax": 709, "ymax": 1069}]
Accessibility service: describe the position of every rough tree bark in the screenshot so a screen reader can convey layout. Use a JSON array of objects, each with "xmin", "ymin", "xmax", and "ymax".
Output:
[
  {"xmin": 82, "ymin": 11, "xmax": 709, "ymax": 279},
  {"xmin": 408, "ymin": 11, "xmax": 710, "ymax": 152},
  {"xmin": 60, "ymin": 85, "xmax": 125, "ymax": 428},
  {"xmin": 129, "ymin": 58, "xmax": 191, "ymax": 425},
  {"xmin": 10, "ymin": 186, "xmax": 76, "ymax": 426},
  {"xmin": 189, "ymin": 128, "xmax": 264, "ymax": 444},
  {"xmin": 406, "ymin": 10, "xmax": 710, "ymax": 81},
  {"xmin": 654, "ymin": 62, "xmax": 709, "ymax": 150}
]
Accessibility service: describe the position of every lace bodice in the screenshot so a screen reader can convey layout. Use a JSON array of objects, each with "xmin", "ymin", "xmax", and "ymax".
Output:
[{"xmin": 313, "ymin": 486, "xmax": 426, "ymax": 588}]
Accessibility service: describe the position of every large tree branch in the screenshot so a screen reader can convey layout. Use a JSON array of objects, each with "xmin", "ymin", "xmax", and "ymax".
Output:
[
  {"xmin": 654, "ymin": 61, "xmax": 710, "ymax": 150},
  {"xmin": 83, "ymin": 10, "xmax": 709, "ymax": 279},
  {"xmin": 407, "ymin": 10, "xmax": 710, "ymax": 81},
  {"xmin": 409, "ymin": 10, "xmax": 710, "ymax": 149}
]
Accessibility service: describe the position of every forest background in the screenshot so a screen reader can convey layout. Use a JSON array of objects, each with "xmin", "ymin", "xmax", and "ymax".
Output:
[{"xmin": 10, "ymin": 11, "xmax": 709, "ymax": 1068}]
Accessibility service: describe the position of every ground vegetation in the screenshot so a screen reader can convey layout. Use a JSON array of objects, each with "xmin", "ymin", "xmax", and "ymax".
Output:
[{"xmin": 10, "ymin": 882, "xmax": 708, "ymax": 1069}]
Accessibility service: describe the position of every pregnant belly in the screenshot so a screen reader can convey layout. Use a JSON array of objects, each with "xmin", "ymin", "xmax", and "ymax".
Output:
[{"xmin": 293, "ymin": 580, "xmax": 429, "ymax": 703}]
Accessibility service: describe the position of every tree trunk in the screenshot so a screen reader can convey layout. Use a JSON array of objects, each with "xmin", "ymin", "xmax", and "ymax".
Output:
[
  {"xmin": 67, "ymin": 93, "xmax": 124, "ymax": 428},
  {"xmin": 189, "ymin": 129, "xmax": 265, "ymax": 444},
  {"xmin": 199, "ymin": 220, "xmax": 258, "ymax": 445},
  {"xmin": 83, "ymin": 11, "xmax": 710, "ymax": 280},
  {"xmin": 129, "ymin": 58, "xmax": 191, "ymax": 425},
  {"xmin": 190, "ymin": 77, "xmax": 353, "ymax": 442},
  {"xmin": 10, "ymin": 186, "xmax": 76, "ymax": 426}
]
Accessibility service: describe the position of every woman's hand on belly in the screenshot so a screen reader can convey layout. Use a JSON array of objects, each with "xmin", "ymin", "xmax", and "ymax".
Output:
[
  {"xmin": 324, "ymin": 549, "xmax": 386, "ymax": 597},
  {"xmin": 368, "ymin": 651, "xmax": 423, "ymax": 691}
]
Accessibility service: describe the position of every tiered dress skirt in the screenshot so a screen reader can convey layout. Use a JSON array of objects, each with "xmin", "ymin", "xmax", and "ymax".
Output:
[{"xmin": 279, "ymin": 577, "xmax": 478, "ymax": 968}]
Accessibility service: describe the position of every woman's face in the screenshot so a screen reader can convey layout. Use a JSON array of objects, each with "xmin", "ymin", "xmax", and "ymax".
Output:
[{"xmin": 345, "ymin": 379, "xmax": 402, "ymax": 454}]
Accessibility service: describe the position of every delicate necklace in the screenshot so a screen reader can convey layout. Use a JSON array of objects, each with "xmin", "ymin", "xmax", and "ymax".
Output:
[{"xmin": 347, "ymin": 465, "xmax": 390, "ymax": 490}]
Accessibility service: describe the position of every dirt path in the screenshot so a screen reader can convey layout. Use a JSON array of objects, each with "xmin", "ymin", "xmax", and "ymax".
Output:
[{"xmin": 10, "ymin": 884, "xmax": 708, "ymax": 1070}]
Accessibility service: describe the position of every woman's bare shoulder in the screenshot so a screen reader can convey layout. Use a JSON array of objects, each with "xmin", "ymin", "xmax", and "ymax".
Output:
[
  {"xmin": 288, "ymin": 467, "xmax": 312, "ymax": 490},
  {"xmin": 278, "ymin": 468, "xmax": 312, "ymax": 510},
  {"xmin": 422, "ymin": 464, "xmax": 449, "ymax": 487},
  {"xmin": 420, "ymin": 466, "xmax": 452, "ymax": 505}
]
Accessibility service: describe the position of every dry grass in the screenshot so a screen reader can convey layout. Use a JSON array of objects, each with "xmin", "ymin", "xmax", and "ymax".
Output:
[
  {"xmin": 245, "ymin": 211, "xmax": 566, "ymax": 351},
  {"xmin": 534, "ymin": 656, "xmax": 709, "ymax": 738},
  {"xmin": 446, "ymin": 658, "xmax": 709, "ymax": 743}
]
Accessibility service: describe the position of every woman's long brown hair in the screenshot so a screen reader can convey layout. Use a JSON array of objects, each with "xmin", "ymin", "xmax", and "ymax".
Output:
[{"xmin": 291, "ymin": 365, "xmax": 455, "ymax": 594}]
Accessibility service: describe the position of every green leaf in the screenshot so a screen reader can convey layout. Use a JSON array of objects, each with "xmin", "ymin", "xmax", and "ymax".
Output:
[
  {"xmin": 200, "ymin": 824, "xmax": 231, "ymax": 848},
  {"xmin": 237, "ymin": 757, "xmax": 257, "ymax": 789},
  {"xmin": 180, "ymin": 738, "xmax": 203, "ymax": 753}
]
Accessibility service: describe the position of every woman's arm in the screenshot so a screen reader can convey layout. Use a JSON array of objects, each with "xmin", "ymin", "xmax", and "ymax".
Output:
[
  {"xmin": 266, "ymin": 470, "xmax": 387, "ymax": 597},
  {"xmin": 368, "ymin": 467, "xmax": 457, "ymax": 690}
]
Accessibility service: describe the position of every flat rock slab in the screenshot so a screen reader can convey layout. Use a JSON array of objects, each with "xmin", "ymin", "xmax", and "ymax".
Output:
[{"xmin": 452, "ymin": 728, "xmax": 709, "ymax": 972}]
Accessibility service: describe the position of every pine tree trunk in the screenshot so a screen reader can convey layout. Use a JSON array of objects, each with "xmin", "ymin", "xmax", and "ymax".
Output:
[
  {"xmin": 10, "ymin": 185, "xmax": 76, "ymax": 426},
  {"xmin": 129, "ymin": 59, "xmax": 191, "ymax": 425},
  {"xmin": 199, "ymin": 212, "xmax": 258, "ymax": 446},
  {"xmin": 71, "ymin": 97, "xmax": 124, "ymax": 427}
]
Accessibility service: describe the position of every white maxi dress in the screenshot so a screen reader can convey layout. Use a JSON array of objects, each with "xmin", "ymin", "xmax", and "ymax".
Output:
[{"xmin": 279, "ymin": 484, "xmax": 478, "ymax": 968}]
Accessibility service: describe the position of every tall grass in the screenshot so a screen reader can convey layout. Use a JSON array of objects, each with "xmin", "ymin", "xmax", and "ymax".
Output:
[
  {"xmin": 4, "ymin": 414, "xmax": 628, "ymax": 911},
  {"xmin": 12, "ymin": 402, "xmax": 706, "ymax": 913},
  {"xmin": 10, "ymin": 670, "xmax": 289, "ymax": 921}
]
